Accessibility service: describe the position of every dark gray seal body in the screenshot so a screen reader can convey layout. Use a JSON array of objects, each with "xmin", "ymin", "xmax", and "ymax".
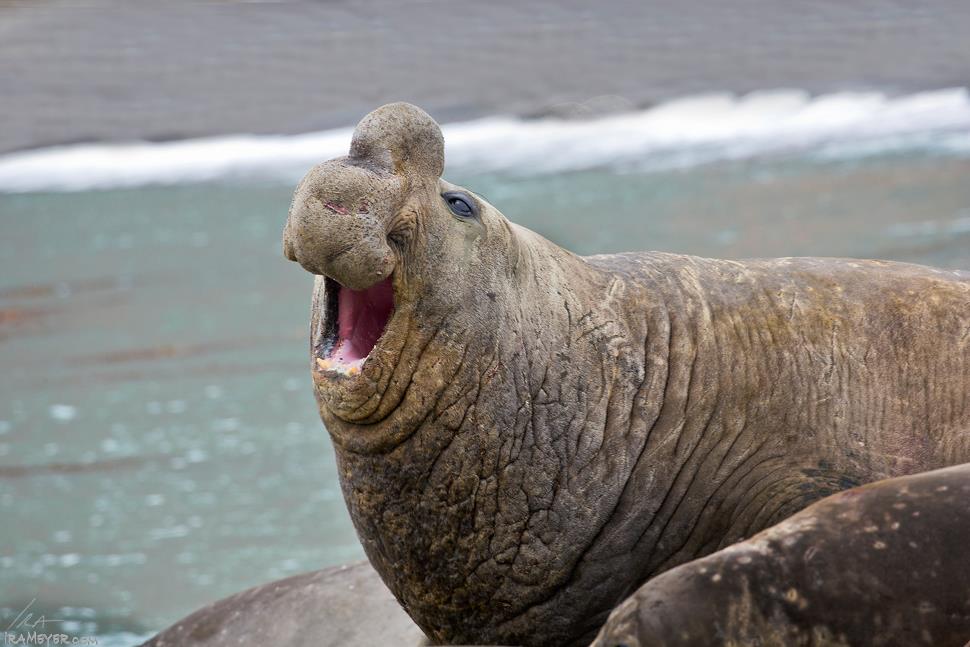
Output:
[
  {"xmin": 140, "ymin": 561, "xmax": 425, "ymax": 647},
  {"xmin": 279, "ymin": 103, "xmax": 970, "ymax": 646},
  {"xmin": 592, "ymin": 463, "xmax": 970, "ymax": 647}
]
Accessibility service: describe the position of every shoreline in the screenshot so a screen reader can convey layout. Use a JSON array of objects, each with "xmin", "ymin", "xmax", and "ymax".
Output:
[{"xmin": 2, "ymin": 87, "xmax": 969, "ymax": 193}]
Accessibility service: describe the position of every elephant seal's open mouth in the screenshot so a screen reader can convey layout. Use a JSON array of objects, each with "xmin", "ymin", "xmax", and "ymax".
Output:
[
  {"xmin": 315, "ymin": 276, "xmax": 395, "ymax": 375},
  {"xmin": 309, "ymin": 271, "xmax": 417, "ymax": 432}
]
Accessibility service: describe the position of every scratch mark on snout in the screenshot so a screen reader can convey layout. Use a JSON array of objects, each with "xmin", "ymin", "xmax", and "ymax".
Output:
[{"xmin": 324, "ymin": 201, "xmax": 350, "ymax": 216}]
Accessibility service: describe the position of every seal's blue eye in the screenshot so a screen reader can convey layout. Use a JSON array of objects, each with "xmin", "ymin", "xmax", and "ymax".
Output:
[
  {"xmin": 449, "ymin": 197, "xmax": 472, "ymax": 216},
  {"xmin": 442, "ymin": 191, "xmax": 477, "ymax": 219}
]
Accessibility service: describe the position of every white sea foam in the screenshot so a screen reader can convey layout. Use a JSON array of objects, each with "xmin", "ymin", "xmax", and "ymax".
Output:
[{"xmin": 1, "ymin": 88, "xmax": 969, "ymax": 193}]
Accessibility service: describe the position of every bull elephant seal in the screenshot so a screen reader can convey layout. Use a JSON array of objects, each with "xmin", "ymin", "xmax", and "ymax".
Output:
[
  {"xmin": 282, "ymin": 102, "xmax": 970, "ymax": 646},
  {"xmin": 591, "ymin": 463, "xmax": 970, "ymax": 647}
]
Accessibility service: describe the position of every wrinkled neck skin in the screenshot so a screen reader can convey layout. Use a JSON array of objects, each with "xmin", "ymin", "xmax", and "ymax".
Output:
[
  {"xmin": 317, "ymin": 224, "xmax": 663, "ymax": 646},
  {"xmin": 315, "ymin": 228, "xmax": 970, "ymax": 646}
]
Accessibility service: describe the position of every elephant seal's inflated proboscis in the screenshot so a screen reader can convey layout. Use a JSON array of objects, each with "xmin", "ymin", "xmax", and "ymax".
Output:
[
  {"xmin": 592, "ymin": 464, "xmax": 970, "ymax": 647},
  {"xmin": 282, "ymin": 103, "xmax": 970, "ymax": 647}
]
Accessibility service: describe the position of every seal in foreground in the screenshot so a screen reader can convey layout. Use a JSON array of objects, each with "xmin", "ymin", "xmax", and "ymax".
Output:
[
  {"xmin": 592, "ymin": 463, "xmax": 970, "ymax": 647},
  {"xmin": 282, "ymin": 102, "xmax": 970, "ymax": 646}
]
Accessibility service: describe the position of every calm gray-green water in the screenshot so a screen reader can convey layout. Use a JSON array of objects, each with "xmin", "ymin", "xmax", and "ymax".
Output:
[{"xmin": 2, "ymin": 152, "xmax": 969, "ymax": 643}]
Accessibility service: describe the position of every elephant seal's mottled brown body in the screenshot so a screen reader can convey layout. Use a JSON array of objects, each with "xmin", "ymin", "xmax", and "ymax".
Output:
[
  {"xmin": 592, "ymin": 463, "xmax": 970, "ymax": 647},
  {"xmin": 282, "ymin": 103, "xmax": 970, "ymax": 646}
]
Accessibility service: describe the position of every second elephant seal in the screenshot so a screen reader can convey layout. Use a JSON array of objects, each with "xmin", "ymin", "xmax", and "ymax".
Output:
[{"xmin": 592, "ymin": 463, "xmax": 970, "ymax": 647}]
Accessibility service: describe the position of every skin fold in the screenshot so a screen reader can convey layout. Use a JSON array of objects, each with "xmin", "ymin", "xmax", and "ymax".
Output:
[
  {"xmin": 282, "ymin": 103, "xmax": 970, "ymax": 647},
  {"xmin": 591, "ymin": 464, "xmax": 970, "ymax": 647}
]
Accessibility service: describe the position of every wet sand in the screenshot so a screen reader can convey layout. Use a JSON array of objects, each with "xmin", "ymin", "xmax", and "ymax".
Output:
[{"xmin": 2, "ymin": 0, "xmax": 970, "ymax": 153}]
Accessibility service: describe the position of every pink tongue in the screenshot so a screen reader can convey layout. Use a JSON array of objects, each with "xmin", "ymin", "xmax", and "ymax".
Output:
[{"xmin": 333, "ymin": 277, "xmax": 394, "ymax": 364}]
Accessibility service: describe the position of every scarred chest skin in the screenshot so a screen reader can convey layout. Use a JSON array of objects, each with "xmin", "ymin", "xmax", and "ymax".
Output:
[{"xmin": 284, "ymin": 103, "xmax": 970, "ymax": 647}]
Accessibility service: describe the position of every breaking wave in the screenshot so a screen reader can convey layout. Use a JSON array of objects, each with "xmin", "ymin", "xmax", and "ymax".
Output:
[{"xmin": 2, "ymin": 88, "xmax": 970, "ymax": 192}]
